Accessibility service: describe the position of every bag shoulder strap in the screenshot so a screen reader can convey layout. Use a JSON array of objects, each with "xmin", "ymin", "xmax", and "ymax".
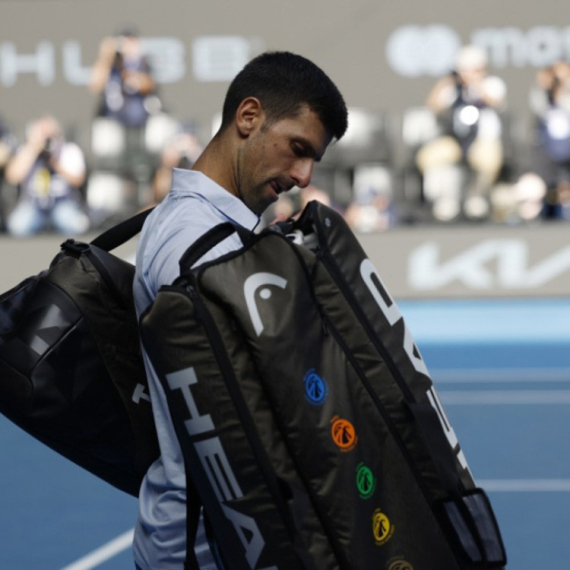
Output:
[
  {"xmin": 178, "ymin": 222, "xmax": 251, "ymax": 275},
  {"xmin": 57, "ymin": 208, "xmax": 154, "ymax": 301},
  {"xmin": 90, "ymin": 208, "xmax": 155, "ymax": 252},
  {"xmin": 184, "ymin": 469, "xmax": 202, "ymax": 570}
]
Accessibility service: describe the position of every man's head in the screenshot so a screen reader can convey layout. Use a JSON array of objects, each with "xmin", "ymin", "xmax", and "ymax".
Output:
[
  {"xmin": 209, "ymin": 51, "xmax": 347, "ymax": 215},
  {"xmin": 219, "ymin": 51, "xmax": 348, "ymax": 143}
]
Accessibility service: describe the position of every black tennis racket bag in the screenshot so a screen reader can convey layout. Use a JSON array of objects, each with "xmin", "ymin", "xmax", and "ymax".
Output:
[
  {"xmin": 140, "ymin": 201, "xmax": 506, "ymax": 569},
  {"xmin": 0, "ymin": 210, "xmax": 159, "ymax": 497}
]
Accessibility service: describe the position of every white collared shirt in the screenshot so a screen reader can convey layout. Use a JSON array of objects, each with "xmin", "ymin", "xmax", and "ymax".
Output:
[{"xmin": 133, "ymin": 168, "xmax": 259, "ymax": 570}]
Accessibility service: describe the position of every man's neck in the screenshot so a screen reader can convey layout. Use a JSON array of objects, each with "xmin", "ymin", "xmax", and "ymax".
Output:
[{"xmin": 192, "ymin": 134, "xmax": 238, "ymax": 200}]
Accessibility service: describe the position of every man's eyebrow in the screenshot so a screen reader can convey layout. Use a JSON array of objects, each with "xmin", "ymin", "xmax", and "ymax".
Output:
[
  {"xmin": 314, "ymin": 147, "xmax": 325, "ymax": 163},
  {"xmin": 294, "ymin": 138, "xmax": 322, "ymax": 162}
]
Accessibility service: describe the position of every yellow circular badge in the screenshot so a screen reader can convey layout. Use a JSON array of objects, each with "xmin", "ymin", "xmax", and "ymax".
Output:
[{"xmin": 372, "ymin": 509, "xmax": 395, "ymax": 546}]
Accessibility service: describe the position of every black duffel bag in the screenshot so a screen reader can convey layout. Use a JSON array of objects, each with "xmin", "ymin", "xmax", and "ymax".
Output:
[{"xmin": 0, "ymin": 210, "xmax": 159, "ymax": 496}]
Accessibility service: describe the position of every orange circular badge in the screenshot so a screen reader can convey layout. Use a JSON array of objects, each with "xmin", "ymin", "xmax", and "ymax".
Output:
[{"xmin": 331, "ymin": 417, "xmax": 357, "ymax": 451}]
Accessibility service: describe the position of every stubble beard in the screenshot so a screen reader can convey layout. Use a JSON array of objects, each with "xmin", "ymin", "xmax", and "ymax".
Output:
[{"xmin": 248, "ymin": 179, "xmax": 277, "ymax": 216}]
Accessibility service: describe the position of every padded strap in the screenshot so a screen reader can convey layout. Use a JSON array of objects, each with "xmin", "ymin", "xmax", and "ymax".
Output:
[
  {"xmin": 178, "ymin": 222, "xmax": 250, "ymax": 275},
  {"xmin": 90, "ymin": 208, "xmax": 155, "ymax": 252}
]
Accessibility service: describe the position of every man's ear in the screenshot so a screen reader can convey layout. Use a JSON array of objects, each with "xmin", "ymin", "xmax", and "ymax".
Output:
[{"xmin": 235, "ymin": 97, "xmax": 264, "ymax": 138}]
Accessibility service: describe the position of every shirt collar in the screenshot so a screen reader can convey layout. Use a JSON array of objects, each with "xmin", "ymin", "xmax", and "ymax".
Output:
[{"xmin": 170, "ymin": 168, "xmax": 260, "ymax": 231}]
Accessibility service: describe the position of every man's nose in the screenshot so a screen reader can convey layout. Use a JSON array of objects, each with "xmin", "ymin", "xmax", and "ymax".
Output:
[{"xmin": 291, "ymin": 159, "xmax": 314, "ymax": 189}]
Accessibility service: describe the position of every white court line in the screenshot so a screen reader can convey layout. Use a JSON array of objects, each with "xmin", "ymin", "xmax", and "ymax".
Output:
[
  {"xmin": 433, "ymin": 368, "xmax": 570, "ymax": 383},
  {"xmin": 60, "ymin": 528, "xmax": 134, "ymax": 570},
  {"xmin": 439, "ymin": 390, "xmax": 570, "ymax": 405},
  {"xmin": 479, "ymin": 479, "xmax": 570, "ymax": 492}
]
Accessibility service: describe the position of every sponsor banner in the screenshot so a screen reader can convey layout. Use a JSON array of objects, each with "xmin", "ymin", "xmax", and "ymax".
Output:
[
  {"xmin": 1, "ymin": 0, "xmax": 570, "ymax": 142},
  {"xmin": 358, "ymin": 223, "xmax": 570, "ymax": 299},
  {"xmin": 0, "ymin": 222, "xmax": 569, "ymax": 299}
]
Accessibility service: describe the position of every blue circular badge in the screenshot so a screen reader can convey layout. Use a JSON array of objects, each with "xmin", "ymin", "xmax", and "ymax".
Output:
[{"xmin": 303, "ymin": 369, "xmax": 328, "ymax": 405}]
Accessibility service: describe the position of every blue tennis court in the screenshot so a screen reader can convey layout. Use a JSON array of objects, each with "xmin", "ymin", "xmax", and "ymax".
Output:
[
  {"xmin": 404, "ymin": 297, "xmax": 570, "ymax": 570},
  {"xmin": 0, "ymin": 297, "xmax": 568, "ymax": 569}
]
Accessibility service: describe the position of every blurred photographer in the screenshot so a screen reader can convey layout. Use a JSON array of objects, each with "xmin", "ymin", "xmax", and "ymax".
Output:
[
  {"xmin": 151, "ymin": 129, "xmax": 203, "ymax": 204},
  {"xmin": 0, "ymin": 116, "xmax": 15, "ymax": 175},
  {"xmin": 528, "ymin": 60, "xmax": 570, "ymax": 218},
  {"xmin": 417, "ymin": 45, "xmax": 507, "ymax": 220},
  {"xmin": 4, "ymin": 116, "xmax": 89, "ymax": 237},
  {"xmin": 89, "ymin": 28, "xmax": 157, "ymax": 129}
]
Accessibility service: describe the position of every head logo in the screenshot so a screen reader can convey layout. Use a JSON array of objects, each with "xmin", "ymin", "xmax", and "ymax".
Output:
[
  {"xmin": 356, "ymin": 463, "xmax": 376, "ymax": 499},
  {"xmin": 372, "ymin": 509, "xmax": 394, "ymax": 546},
  {"xmin": 243, "ymin": 272, "xmax": 288, "ymax": 336},
  {"xmin": 303, "ymin": 369, "xmax": 328, "ymax": 405},
  {"xmin": 387, "ymin": 559, "xmax": 414, "ymax": 570},
  {"xmin": 331, "ymin": 416, "xmax": 357, "ymax": 451}
]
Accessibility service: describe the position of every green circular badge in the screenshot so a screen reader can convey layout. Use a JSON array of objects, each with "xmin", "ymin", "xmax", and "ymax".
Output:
[{"xmin": 356, "ymin": 463, "xmax": 376, "ymax": 499}]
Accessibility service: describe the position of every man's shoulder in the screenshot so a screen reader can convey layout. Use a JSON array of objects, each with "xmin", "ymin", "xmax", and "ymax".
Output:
[
  {"xmin": 136, "ymin": 197, "xmax": 232, "ymax": 293},
  {"xmin": 141, "ymin": 196, "xmax": 227, "ymax": 260},
  {"xmin": 153, "ymin": 194, "xmax": 223, "ymax": 234}
]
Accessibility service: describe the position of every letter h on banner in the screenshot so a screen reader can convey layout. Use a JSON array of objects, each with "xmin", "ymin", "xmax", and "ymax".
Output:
[{"xmin": 0, "ymin": 42, "xmax": 55, "ymax": 86}]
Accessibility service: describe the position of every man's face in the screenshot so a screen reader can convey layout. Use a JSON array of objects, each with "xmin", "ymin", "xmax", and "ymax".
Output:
[{"xmin": 236, "ymin": 105, "xmax": 332, "ymax": 216}]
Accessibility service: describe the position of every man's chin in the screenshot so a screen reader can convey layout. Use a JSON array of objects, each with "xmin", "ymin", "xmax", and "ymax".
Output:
[
  {"xmin": 244, "ymin": 184, "xmax": 280, "ymax": 216},
  {"xmin": 259, "ymin": 197, "xmax": 278, "ymax": 216}
]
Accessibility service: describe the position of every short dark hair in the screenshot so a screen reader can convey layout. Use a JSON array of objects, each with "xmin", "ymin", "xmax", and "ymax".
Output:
[{"xmin": 219, "ymin": 51, "xmax": 348, "ymax": 141}]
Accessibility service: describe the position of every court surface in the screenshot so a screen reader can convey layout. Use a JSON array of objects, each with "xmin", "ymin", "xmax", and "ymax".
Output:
[{"xmin": 0, "ymin": 297, "xmax": 568, "ymax": 569}]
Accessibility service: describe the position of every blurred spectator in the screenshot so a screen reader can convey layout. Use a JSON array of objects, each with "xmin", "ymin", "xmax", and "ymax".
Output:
[
  {"xmin": 259, "ymin": 184, "xmax": 334, "ymax": 228},
  {"xmin": 272, "ymin": 194, "xmax": 296, "ymax": 222},
  {"xmin": 344, "ymin": 163, "xmax": 397, "ymax": 232},
  {"xmin": 258, "ymin": 190, "xmax": 298, "ymax": 229},
  {"xmin": 528, "ymin": 60, "xmax": 570, "ymax": 218},
  {"xmin": 0, "ymin": 116, "xmax": 15, "ymax": 175},
  {"xmin": 490, "ymin": 172, "xmax": 547, "ymax": 223},
  {"xmin": 89, "ymin": 27, "xmax": 158, "ymax": 129},
  {"xmin": 344, "ymin": 191, "xmax": 395, "ymax": 233},
  {"xmin": 558, "ymin": 181, "xmax": 570, "ymax": 220},
  {"xmin": 87, "ymin": 27, "xmax": 174, "ymax": 221},
  {"xmin": 0, "ymin": 116, "xmax": 17, "ymax": 230},
  {"xmin": 152, "ymin": 128, "xmax": 203, "ymax": 204},
  {"xmin": 299, "ymin": 185, "xmax": 332, "ymax": 212},
  {"xmin": 4, "ymin": 116, "xmax": 89, "ymax": 237},
  {"xmin": 416, "ymin": 45, "xmax": 507, "ymax": 221}
]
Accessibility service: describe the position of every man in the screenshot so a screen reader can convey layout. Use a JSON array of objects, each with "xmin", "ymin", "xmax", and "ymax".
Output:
[{"xmin": 133, "ymin": 51, "xmax": 348, "ymax": 570}]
